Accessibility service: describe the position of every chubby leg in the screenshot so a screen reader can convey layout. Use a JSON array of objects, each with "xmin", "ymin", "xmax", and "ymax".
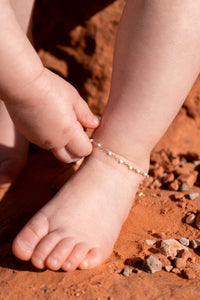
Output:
[
  {"xmin": 0, "ymin": 0, "xmax": 34, "ymax": 187},
  {"xmin": 12, "ymin": 0, "xmax": 200, "ymax": 270}
]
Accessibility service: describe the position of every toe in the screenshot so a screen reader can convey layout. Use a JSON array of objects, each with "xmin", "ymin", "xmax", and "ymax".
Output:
[
  {"xmin": 62, "ymin": 243, "xmax": 89, "ymax": 271},
  {"xmin": 12, "ymin": 211, "xmax": 49, "ymax": 262},
  {"xmin": 79, "ymin": 248, "xmax": 107, "ymax": 270},
  {"xmin": 45, "ymin": 238, "xmax": 75, "ymax": 271},
  {"xmin": 31, "ymin": 231, "xmax": 68, "ymax": 269}
]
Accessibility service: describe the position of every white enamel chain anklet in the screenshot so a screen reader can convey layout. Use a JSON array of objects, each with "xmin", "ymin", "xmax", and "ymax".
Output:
[{"xmin": 90, "ymin": 138, "xmax": 149, "ymax": 179}]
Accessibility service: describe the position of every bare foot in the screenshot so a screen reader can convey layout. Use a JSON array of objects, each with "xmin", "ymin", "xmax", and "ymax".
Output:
[
  {"xmin": 12, "ymin": 145, "xmax": 149, "ymax": 271},
  {"xmin": 0, "ymin": 101, "xmax": 29, "ymax": 188}
]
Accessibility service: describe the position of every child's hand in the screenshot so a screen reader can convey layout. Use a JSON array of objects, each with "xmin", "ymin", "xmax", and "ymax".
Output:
[{"xmin": 5, "ymin": 68, "xmax": 99, "ymax": 163}]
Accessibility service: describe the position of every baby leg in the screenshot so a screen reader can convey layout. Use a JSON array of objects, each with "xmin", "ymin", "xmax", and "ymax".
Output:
[
  {"xmin": 12, "ymin": 0, "xmax": 200, "ymax": 270},
  {"xmin": 0, "ymin": 0, "xmax": 34, "ymax": 187}
]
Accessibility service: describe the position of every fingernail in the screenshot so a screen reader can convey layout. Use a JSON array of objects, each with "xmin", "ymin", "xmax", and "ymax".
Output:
[{"xmin": 94, "ymin": 117, "xmax": 100, "ymax": 126}]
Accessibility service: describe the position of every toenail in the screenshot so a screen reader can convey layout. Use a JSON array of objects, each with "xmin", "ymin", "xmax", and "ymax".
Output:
[
  {"xmin": 64, "ymin": 261, "xmax": 71, "ymax": 269},
  {"xmin": 32, "ymin": 257, "xmax": 44, "ymax": 268},
  {"xmin": 49, "ymin": 258, "xmax": 58, "ymax": 267},
  {"xmin": 80, "ymin": 260, "xmax": 88, "ymax": 269}
]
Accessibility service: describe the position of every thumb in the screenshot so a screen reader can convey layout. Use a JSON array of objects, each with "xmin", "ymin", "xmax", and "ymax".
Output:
[{"xmin": 74, "ymin": 99, "xmax": 100, "ymax": 129}]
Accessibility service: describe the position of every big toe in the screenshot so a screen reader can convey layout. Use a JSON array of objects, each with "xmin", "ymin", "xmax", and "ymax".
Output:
[{"xmin": 12, "ymin": 211, "xmax": 49, "ymax": 261}]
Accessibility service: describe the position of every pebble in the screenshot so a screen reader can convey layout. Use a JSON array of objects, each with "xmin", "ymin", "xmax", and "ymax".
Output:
[
  {"xmin": 174, "ymin": 258, "xmax": 186, "ymax": 269},
  {"xmin": 178, "ymin": 249, "xmax": 192, "ymax": 260},
  {"xmin": 183, "ymin": 268, "xmax": 196, "ymax": 280},
  {"xmin": 168, "ymin": 180, "xmax": 179, "ymax": 191},
  {"xmin": 173, "ymin": 193, "xmax": 185, "ymax": 201},
  {"xmin": 179, "ymin": 183, "xmax": 190, "ymax": 192},
  {"xmin": 171, "ymin": 268, "xmax": 181, "ymax": 274},
  {"xmin": 195, "ymin": 212, "xmax": 200, "ymax": 229},
  {"xmin": 155, "ymin": 253, "xmax": 171, "ymax": 267},
  {"xmin": 165, "ymin": 265, "xmax": 173, "ymax": 272},
  {"xmin": 193, "ymin": 160, "xmax": 200, "ymax": 166},
  {"xmin": 152, "ymin": 166, "xmax": 164, "ymax": 177},
  {"xmin": 122, "ymin": 267, "xmax": 132, "ymax": 277},
  {"xmin": 145, "ymin": 240, "xmax": 157, "ymax": 246},
  {"xmin": 162, "ymin": 173, "xmax": 175, "ymax": 184},
  {"xmin": 191, "ymin": 239, "xmax": 200, "ymax": 249},
  {"xmin": 188, "ymin": 192, "xmax": 199, "ymax": 200},
  {"xmin": 160, "ymin": 239, "xmax": 188, "ymax": 257},
  {"xmin": 185, "ymin": 213, "xmax": 196, "ymax": 224},
  {"xmin": 189, "ymin": 263, "xmax": 200, "ymax": 271},
  {"xmin": 143, "ymin": 255, "xmax": 162, "ymax": 274},
  {"xmin": 178, "ymin": 171, "xmax": 198, "ymax": 187},
  {"xmin": 179, "ymin": 238, "xmax": 190, "ymax": 247}
]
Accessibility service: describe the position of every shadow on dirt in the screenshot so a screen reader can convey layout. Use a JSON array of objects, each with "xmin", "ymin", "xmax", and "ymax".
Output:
[{"xmin": 0, "ymin": 145, "xmax": 74, "ymax": 271}]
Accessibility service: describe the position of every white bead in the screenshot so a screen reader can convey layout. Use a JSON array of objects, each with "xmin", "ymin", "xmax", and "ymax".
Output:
[
  {"xmin": 136, "ymin": 169, "xmax": 141, "ymax": 174},
  {"xmin": 119, "ymin": 159, "xmax": 123, "ymax": 164},
  {"xmin": 90, "ymin": 138, "xmax": 94, "ymax": 142},
  {"xmin": 97, "ymin": 143, "xmax": 101, "ymax": 147},
  {"xmin": 129, "ymin": 165, "xmax": 133, "ymax": 170},
  {"xmin": 108, "ymin": 151, "xmax": 112, "ymax": 156}
]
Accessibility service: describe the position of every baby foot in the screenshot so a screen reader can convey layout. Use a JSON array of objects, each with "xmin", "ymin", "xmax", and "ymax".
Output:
[
  {"xmin": 12, "ymin": 145, "xmax": 149, "ymax": 271},
  {"xmin": 0, "ymin": 101, "xmax": 29, "ymax": 188}
]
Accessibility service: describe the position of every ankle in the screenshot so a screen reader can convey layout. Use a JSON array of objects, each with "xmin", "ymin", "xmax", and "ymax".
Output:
[
  {"xmin": 91, "ymin": 131, "xmax": 151, "ymax": 174},
  {"xmin": 88, "ymin": 137, "xmax": 150, "ymax": 183}
]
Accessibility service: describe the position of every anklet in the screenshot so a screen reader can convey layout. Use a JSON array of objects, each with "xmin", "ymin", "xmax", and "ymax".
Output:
[{"xmin": 90, "ymin": 138, "xmax": 149, "ymax": 179}]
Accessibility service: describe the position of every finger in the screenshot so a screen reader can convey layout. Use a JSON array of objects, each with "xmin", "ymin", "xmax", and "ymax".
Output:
[
  {"xmin": 51, "ymin": 147, "xmax": 81, "ymax": 164},
  {"xmin": 66, "ymin": 123, "xmax": 93, "ymax": 158},
  {"xmin": 73, "ymin": 99, "xmax": 99, "ymax": 129}
]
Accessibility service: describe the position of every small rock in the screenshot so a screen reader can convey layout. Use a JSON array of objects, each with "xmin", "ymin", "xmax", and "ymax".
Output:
[
  {"xmin": 145, "ymin": 240, "xmax": 157, "ymax": 246},
  {"xmin": 179, "ymin": 183, "xmax": 190, "ymax": 192},
  {"xmin": 165, "ymin": 265, "xmax": 173, "ymax": 272},
  {"xmin": 160, "ymin": 239, "xmax": 188, "ymax": 257},
  {"xmin": 195, "ymin": 212, "xmax": 200, "ymax": 229},
  {"xmin": 162, "ymin": 173, "xmax": 175, "ymax": 184},
  {"xmin": 171, "ymin": 268, "xmax": 181, "ymax": 274},
  {"xmin": 193, "ymin": 160, "xmax": 200, "ymax": 166},
  {"xmin": 183, "ymin": 268, "xmax": 196, "ymax": 280},
  {"xmin": 171, "ymin": 157, "xmax": 180, "ymax": 166},
  {"xmin": 188, "ymin": 192, "xmax": 199, "ymax": 200},
  {"xmin": 168, "ymin": 180, "xmax": 179, "ymax": 191},
  {"xmin": 173, "ymin": 193, "xmax": 185, "ymax": 201},
  {"xmin": 188, "ymin": 263, "xmax": 200, "ymax": 271},
  {"xmin": 178, "ymin": 249, "xmax": 192, "ymax": 260},
  {"xmin": 143, "ymin": 255, "xmax": 162, "ymax": 274},
  {"xmin": 174, "ymin": 258, "xmax": 186, "ymax": 269},
  {"xmin": 155, "ymin": 253, "xmax": 171, "ymax": 267},
  {"xmin": 151, "ymin": 179, "xmax": 162, "ymax": 189},
  {"xmin": 185, "ymin": 213, "xmax": 196, "ymax": 224},
  {"xmin": 191, "ymin": 239, "xmax": 200, "ymax": 249},
  {"xmin": 122, "ymin": 267, "xmax": 132, "ymax": 277},
  {"xmin": 178, "ymin": 171, "xmax": 198, "ymax": 188},
  {"xmin": 151, "ymin": 166, "xmax": 164, "ymax": 177},
  {"xmin": 179, "ymin": 238, "xmax": 190, "ymax": 247}
]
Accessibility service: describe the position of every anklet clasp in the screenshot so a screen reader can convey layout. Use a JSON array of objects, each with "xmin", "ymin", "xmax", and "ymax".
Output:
[{"xmin": 90, "ymin": 138, "xmax": 149, "ymax": 179}]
